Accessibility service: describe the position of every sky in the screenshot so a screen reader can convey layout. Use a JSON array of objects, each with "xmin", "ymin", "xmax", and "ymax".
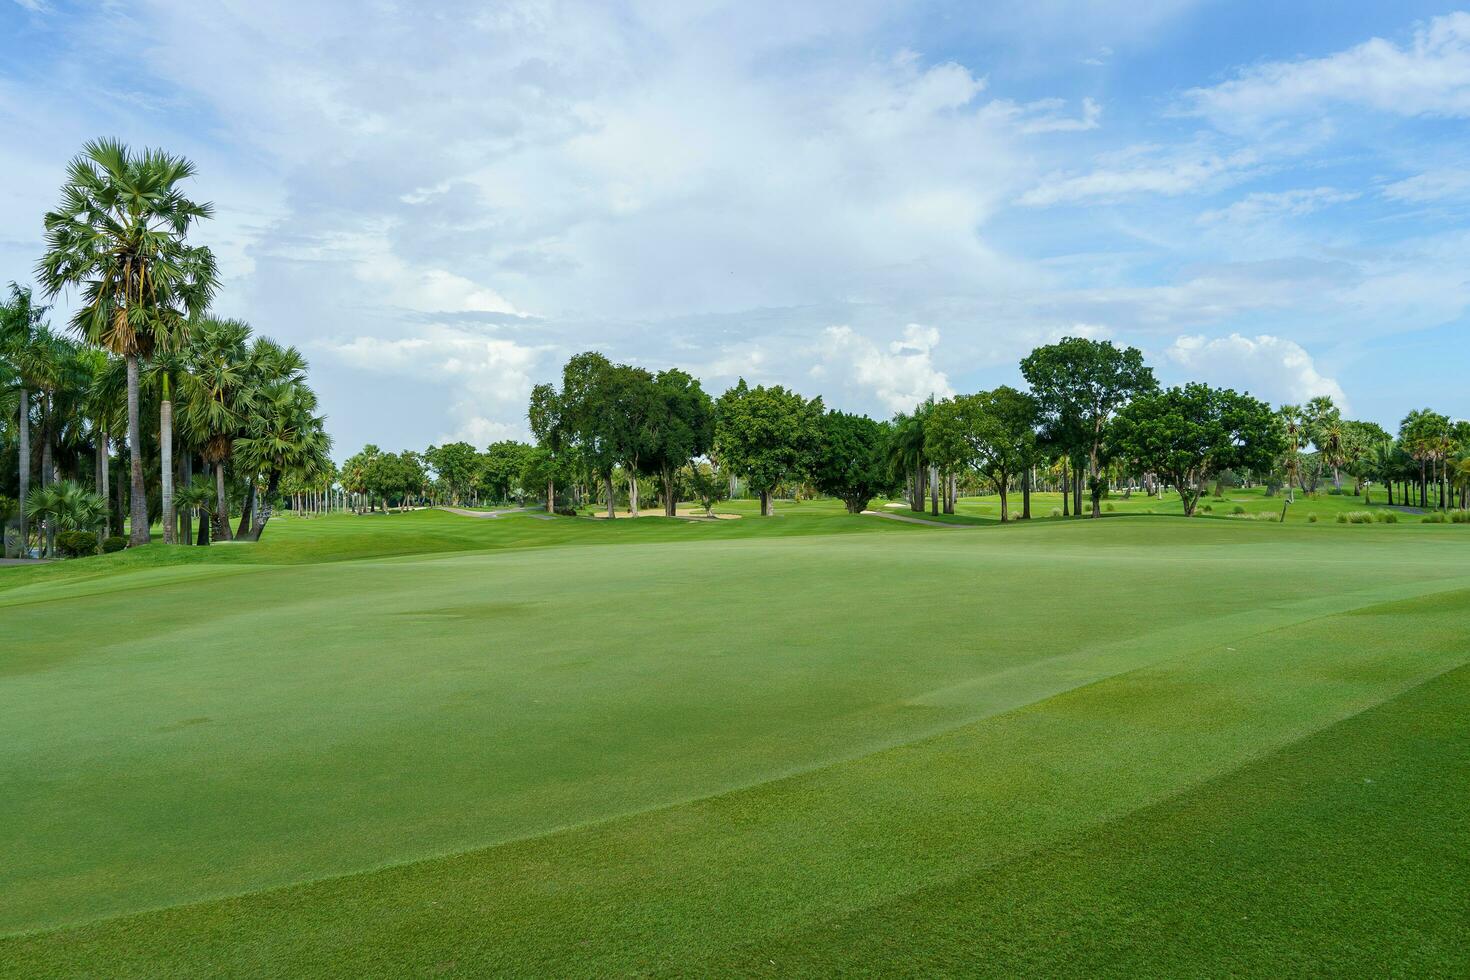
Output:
[{"xmin": 3, "ymin": 1, "xmax": 1468, "ymax": 456}]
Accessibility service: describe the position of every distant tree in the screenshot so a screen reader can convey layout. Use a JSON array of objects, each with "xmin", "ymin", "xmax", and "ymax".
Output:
[
  {"xmin": 557, "ymin": 352, "xmax": 622, "ymax": 518},
  {"xmin": 684, "ymin": 459, "xmax": 729, "ymax": 517},
  {"xmin": 424, "ymin": 441, "xmax": 479, "ymax": 505},
  {"xmin": 1021, "ymin": 338, "xmax": 1155, "ymax": 518},
  {"xmin": 887, "ymin": 401, "xmax": 933, "ymax": 514},
  {"xmin": 1302, "ymin": 396, "xmax": 1343, "ymax": 490},
  {"xmin": 481, "ymin": 441, "xmax": 535, "ymax": 503},
  {"xmin": 715, "ymin": 380, "xmax": 822, "ymax": 516},
  {"xmin": 527, "ymin": 382, "xmax": 565, "ymax": 511},
  {"xmin": 925, "ymin": 387, "xmax": 1038, "ymax": 522},
  {"xmin": 810, "ymin": 411, "xmax": 893, "ymax": 514},
  {"xmin": 644, "ymin": 369, "xmax": 714, "ymax": 517},
  {"xmin": 341, "ymin": 444, "xmax": 379, "ymax": 513},
  {"xmin": 1111, "ymin": 384, "xmax": 1283, "ymax": 517}
]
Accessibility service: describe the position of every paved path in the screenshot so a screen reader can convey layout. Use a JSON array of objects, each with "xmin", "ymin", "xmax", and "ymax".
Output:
[
  {"xmin": 437, "ymin": 506, "xmax": 555, "ymax": 521},
  {"xmin": 0, "ymin": 558, "xmax": 49, "ymax": 566},
  {"xmin": 860, "ymin": 510, "xmax": 978, "ymax": 528}
]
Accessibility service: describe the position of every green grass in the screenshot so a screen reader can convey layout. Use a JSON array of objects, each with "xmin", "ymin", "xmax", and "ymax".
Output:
[{"xmin": 2, "ymin": 505, "xmax": 1468, "ymax": 975}]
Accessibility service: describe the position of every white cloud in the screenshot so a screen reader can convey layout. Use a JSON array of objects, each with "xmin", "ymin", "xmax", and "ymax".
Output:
[
  {"xmin": 1198, "ymin": 187, "xmax": 1359, "ymax": 224},
  {"xmin": 819, "ymin": 324, "xmax": 953, "ymax": 413},
  {"xmin": 1185, "ymin": 12, "xmax": 1470, "ymax": 128},
  {"xmin": 323, "ymin": 326, "xmax": 546, "ymax": 442},
  {"xmin": 1019, "ymin": 144, "xmax": 1261, "ymax": 206},
  {"xmin": 1165, "ymin": 333, "xmax": 1346, "ymax": 409},
  {"xmin": 1382, "ymin": 168, "xmax": 1470, "ymax": 203}
]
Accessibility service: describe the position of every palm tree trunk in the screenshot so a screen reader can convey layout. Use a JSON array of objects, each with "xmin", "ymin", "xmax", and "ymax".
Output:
[
  {"xmin": 160, "ymin": 397, "xmax": 175, "ymax": 544},
  {"xmin": 236, "ymin": 477, "xmax": 255, "ymax": 539},
  {"xmin": 16, "ymin": 388, "xmax": 29, "ymax": 557},
  {"xmin": 99, "ymin": 426, "xmax": 111, "ymax": 537},
  {"xmin": 930, "ymin": 465, "xmax": 939, "ymax": 516},
  {"xmin": 125, "ymin": 354, "xmax": 149, "ymax": 546},
  {"xmin": 214, "ymin": 461, "xmax": 233, "ymax": 541},
  {"xmin": 913, "ymin": 462, "xmax": 924, "ymax": 513},
  {"xmin": 40, "ymin": 398, "xmax": 53, "ymax": 487},
  {"xmin": 180, "ymin": 451, "xmax": 193, "ymax": 544}
]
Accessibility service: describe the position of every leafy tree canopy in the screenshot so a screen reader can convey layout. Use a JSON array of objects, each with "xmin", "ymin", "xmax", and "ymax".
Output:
[{"xmin": 809, "ymin": 410, "xmax": 894, "ymax": 514}]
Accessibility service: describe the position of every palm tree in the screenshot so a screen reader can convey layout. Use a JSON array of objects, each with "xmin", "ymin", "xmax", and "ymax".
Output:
[
  {"xmin": 888, "ymin": 405, "xmax": 930, "ymax": 514},
  {"xmin": 25, "ymin": 480, "xmax": 106, "ymax": 558},
  {"xmin": 234, "ymin": 373, "xmax": 330, "ymax": 540},
  {"xmin": 180, "ymin": 317, "xmax": 250, "ymax": 541},
  {"xmin": 143, "ymin": 349, "xmax": 189, "ymax": 543},
  {"xmin": 1, "ymin": 284, "xmax": 49, "ymax": 553},
  {"xmin": 174, "ymin": 473, "xmax": 216, "ymax": 546},
  {"xmin": 37, "ymin": 138, "xmax": 219, "ymax": 546}
]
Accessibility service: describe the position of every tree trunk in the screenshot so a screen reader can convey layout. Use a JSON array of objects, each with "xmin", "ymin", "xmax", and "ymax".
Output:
[
  {"xmin": 930, "ymin": 465, "xmax": 939, "ymax": 516},
  {"xmin": 196, "ymin": 507, "xmax": 210, "ymax": 545},
  {"xmin": 214, "ymin": 461, "xmax": 234, "ymax": 541},
  {"xmin": 125, "ymin": 354, "xmax": 149, "ymax": 546},
  {"xmin": 998, "ymin": 471, "xmax": 1009, "ymax": 522},
  {"xmin": 1062, "ymin": 459, "xmax": 1070, "ymax": 516},
  {"xmin": 605, "ymin": 474, "xmax": 615, "ymax": 519},
  {"xmin": 1089, "ymin": 448, "xmax": 1101, "ymax": 518},
  {"xmin": 628, "ymin": 475, "xmax": 639, "ymax": 516},
  {"xmin": 16, "ymin": 388, "xmax": 29, "ymax": 557},
  {"xmin": 160, "ymin": 397, "xmax": 175, "ymax": 544},
  {"xmin": 662, "ymin": 468, "xmax": 677, "ymax": 517},
  {"xmin": 180, "ymin": 452, "xmax": 193, "ymax": 544},
  {"xmin": 1022, "ymin": 467, "xmax": 1032, "ymax": 519},
  {"xmin": 252, "ymin": 471, "xmax": 282, "ymax": 540},
  {"xmin": 1074, "ymin": 456, "xmax": 1084, "ymax": 515},
  {"xmin": 760, "ymin": 489, "xmax": 773, "ymax": 517},
  {"xmin": 547, "ymin": 477, "xmax": 555, "ymax": 514},
  {"xmin": 913, "ymin": 462, "xmax": 924, "ymax": 513},
  {"xmin": 236, "ymin": 477, "xmax": 256, "ymax": 539}
]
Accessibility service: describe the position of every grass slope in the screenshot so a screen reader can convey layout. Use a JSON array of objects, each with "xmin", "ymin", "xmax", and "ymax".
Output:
[{"xmin": 2, "ymin": 508, "xmax": 1467, "ymax": 975}]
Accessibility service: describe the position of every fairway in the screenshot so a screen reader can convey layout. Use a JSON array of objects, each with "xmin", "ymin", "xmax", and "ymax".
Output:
[{"xmin": 3, "ymin": 510, "xmax": 1469, "ymax": 975}]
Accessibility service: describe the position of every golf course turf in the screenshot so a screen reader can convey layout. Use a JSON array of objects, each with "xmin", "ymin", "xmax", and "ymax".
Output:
[{"xmin": 2, "ymin": 503, "xmax": 1467, "ymax": 976}]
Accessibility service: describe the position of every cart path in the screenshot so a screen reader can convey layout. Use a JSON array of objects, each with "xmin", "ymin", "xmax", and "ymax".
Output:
[
  {"xmin": 860, "ymin": 510, "xmax": 980, "ymax": 528},
  {"xmin": 437, "ymin": 506, "xmax": 555, "ymax": 521}
]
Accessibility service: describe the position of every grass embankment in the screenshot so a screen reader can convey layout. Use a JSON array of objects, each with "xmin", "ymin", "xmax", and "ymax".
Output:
[{"xmin": 2, "ymin": 506, "xmax": 1467, "ymax": 975}]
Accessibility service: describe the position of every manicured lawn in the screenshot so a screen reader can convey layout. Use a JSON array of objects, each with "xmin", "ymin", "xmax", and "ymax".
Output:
[{"xmin": 2, "ymin": 508, "xmax": 1467, "ymax": 975}]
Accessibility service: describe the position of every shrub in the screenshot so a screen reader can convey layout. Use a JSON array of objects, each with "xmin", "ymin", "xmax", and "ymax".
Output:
[
  {"xmin": 1451, "ymin": 511, "xmax": 1470, "ymax": 524},
  {"xmin": 101, "ymin": 535, "xmax": 127, "ymax": 553},
  {"xmin": 1421, "ymin": 512, "xmax": 1448, "ymax": 523},
  {"xmin": 1374, "ymin": 511, "xmax": 1398, "ymax": 524},
  {"xmin": 1049, "ymin": 507, "xmax": 1062, "ymax": 518},
  {"xmin": 1255, "ymin": 512, "xmax": 1278, "ymax": 521},
  {"xmin": 1335, "ymin": 513, "xmax": 1348, "ymax": 523},
  {"xmin": 1327, "ymin": 487, "xmax": 1343, "ymax": 495},
  {"xmin": 1104, "ymin": 502, "xmax": 1115, "ymax": 512},
  {"xmin": 1202, "ymin": 504, "xmax": 1213, "ymax": 513},
  {"xmin": 1339, "ymin": 511, "xmax": 1373, "ymax": 524},
  {"xmin": 1307, "ymin": 513, "xmax": 1318, "ymax": 523},
  {"xmin": 56, "ymin": 530, "xmax": 99, "ymax": 557},
  {"xmin": 1232, "ymin": 505, "xmax": 1246, "ymax": 515},
  {"xmin": 554, "ymin": 506, "xmax": 578, "ymax": 517}
]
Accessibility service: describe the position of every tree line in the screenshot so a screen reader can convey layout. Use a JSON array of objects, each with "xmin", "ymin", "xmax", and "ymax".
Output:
[
  {"xmin": 0, "ymin": 139, "xmax": 330, "ymax": 557},
  {"xmin": 506, "ymin": 338, "xmax": 1468, "ymax": 521}
]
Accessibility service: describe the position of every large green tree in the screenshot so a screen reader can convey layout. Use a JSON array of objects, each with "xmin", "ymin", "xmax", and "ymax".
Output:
[
  {"xmin": 715, "ymin": 380, "xmax": 822, "ymax": 517},
  {"xmin": 37, "ymin": 139, "xmax": 219, "ymax": 545},
  {"xmin": 925, "ymin": 387, "xmax": 1038, "ymax": 522},
  {"xmin": 644, "ymin": 369, "xmax": 714, "ymax": 517},
  {"xmin": 810, "ymin": 411, "xmax": 893, "ymax": 514},
  {"xmin": 1021, "ymin": 338, "xmax": 1155, "ymax": 518},
  {"xmin": 424, "ymin": 442, "xmax": 479, "ymax": 505},
  {"xmin": 1111, "ymin": 383, "xmax": 1283, "ymax": 517}
]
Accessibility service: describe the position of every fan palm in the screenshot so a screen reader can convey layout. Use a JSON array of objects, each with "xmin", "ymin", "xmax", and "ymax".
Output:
[
  {"xmin": 234, "ymin": 375, "xmax": 330, "ymax": 540},
  {"xmin": 179, "ymin": 317, "xmax": 250, "ymax": 540},
  {"xmin": 1, "ymin": 283, "xmax": 49, "ymax": 552},
  {"xmin": 174, "ymin": 473, "xmax": 216, "ymax": 546},
  {"xmin": 25, "ymin": 480, "xmax": 106, "ymax": 558},
  {"xmin": 36, "ymin": 138, "xmax": 219, "ymax": 546}
]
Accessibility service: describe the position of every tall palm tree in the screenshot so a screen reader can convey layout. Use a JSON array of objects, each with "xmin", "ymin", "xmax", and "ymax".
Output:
[
  {"xmin": 143, "ymin": 349, "xmax": 189, "ymax": 543},
  {"xmin": 1, "ymin": 284, "xmax": 49, "ymax": 553},
  {"xmin": 180, "ymin": 317, "xmax": 250, "ymax": 540},
  {"xmin": 37, "ymin": 138, "xmax": 219, "ymax": 546},
  {"xmin": 888, "ymin": 404, "xmax": 930, "ymax": 514},
  {"xmin": 235, "ymin": 379, "xmax": 330, "ymax": 540}
]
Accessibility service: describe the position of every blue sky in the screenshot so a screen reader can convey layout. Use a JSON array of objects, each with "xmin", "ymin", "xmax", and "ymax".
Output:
[{"xmin": 3, "ymin": 1, "xmax": 1467, "ymax": 455}]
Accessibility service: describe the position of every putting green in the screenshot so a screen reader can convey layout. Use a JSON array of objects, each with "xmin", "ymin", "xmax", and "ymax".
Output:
[{"xmin": 2, "ymin": 510, "xmax": 1467, "ymax": 975}]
